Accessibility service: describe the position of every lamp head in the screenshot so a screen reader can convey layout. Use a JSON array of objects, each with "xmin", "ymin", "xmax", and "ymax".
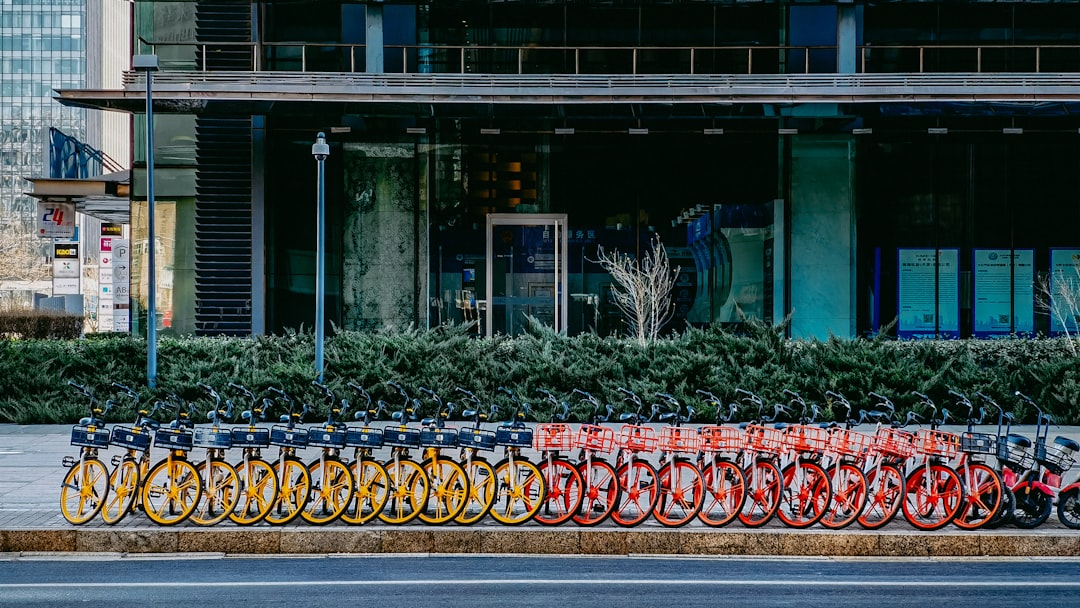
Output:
[
  {"xmin": 312, "ymin": 132, "xmax": 329, "ymax": 161},
  {"xmin": 132, "ymin": 55, "xmax": 159, "ymax": 72}
]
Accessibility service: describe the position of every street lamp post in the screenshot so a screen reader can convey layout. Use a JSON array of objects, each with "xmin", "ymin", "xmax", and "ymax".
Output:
[
  {"xmin": 312, "ymin": 132, "xmax": 329, "ymax": 383},
  {"xmin": 133, "ymin": 54, "xmax": 159, "ymax": 388}
]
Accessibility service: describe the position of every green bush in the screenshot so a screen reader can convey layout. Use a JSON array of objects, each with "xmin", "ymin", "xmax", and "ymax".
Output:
[{"xmin": 1, "ymin": 322, "xmax": 1079, "ymax": 425}]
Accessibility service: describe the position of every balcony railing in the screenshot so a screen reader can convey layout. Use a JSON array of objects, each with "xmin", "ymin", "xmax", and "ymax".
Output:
[{"xmin": 137, "ymin": 40, "xmax": 1080, "ymax": 75}]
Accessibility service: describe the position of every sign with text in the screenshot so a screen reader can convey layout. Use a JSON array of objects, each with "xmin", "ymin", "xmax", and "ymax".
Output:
[
  {"xmin": 973, "ymin": 249, "xmax": 1034, "ymax": 337},
  {"xmin": 101, "ymin": 223, "xmax": 123, "ymax": 237},
  {"xmin": 37, "ymin": 202, "xmax": 75, "ymax": 238},
  {"xmin": 1050, "ymin": 249, "xmax": 1080, "ymax": 335},
  {"xmin": 52, "ymin": 243, "xmax": 81, "ymax": 295},
  {"xmin": 111, "ymin": 239, "xmax": 130, "ymax": 316},
  {"xmin": 898, "ymin": 248, "xmax": 959, "ymax": 338}
]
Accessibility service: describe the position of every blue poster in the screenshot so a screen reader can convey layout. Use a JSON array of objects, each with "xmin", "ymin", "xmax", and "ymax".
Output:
[
  {"xmin": 897, "ymin": 248, "xmax": 959, "ymax": 338},
  {"xmin": 973, "ymin": 249, "xmax": 1034, "ymax": 337},
  {"xmin": 1050, "ymin": 249, "xmax": 1080, "ymax": 335}
]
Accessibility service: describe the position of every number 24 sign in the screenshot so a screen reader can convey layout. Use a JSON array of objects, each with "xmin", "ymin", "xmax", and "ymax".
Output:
[{"xmin": 37, "ymin": 202, "xmax": 75, "ymax": 238}]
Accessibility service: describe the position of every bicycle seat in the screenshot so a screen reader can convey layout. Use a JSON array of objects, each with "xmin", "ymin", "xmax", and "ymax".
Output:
[
  {"xmin": 421, "ymin": 417, "xmax": 437, "ymax": 426},
  {"xmin": 820, "ymin": 422, "xmax": 838, "ymax": 429},
  {"xmin": 773, "ymin": 422, "xmax": 789, "ymax": 431},
  {"xmin": 619, "ymin": 413, "xmax": 638, "ymax": 422},
  {"xmin": 462, "ymin": 409, "xmax": 478, "ymax": 418},
  {"xmin": 738, "ymin": 422, "xmax": 749, "ymax": 430},
  {"xmin": 141, "ymin": 419, "xmax": 161, "ymax": 430},
  {"xmin": 1054, "ymin": 436, "xmax": 1080, "ymax": 452},
  {"xmin": 1007, "ymin": 434, "xmax": 1031, "ymax": 448},
  {"xmin": 658, "ymin": 412, "xmax": 678, "ymax": 423}
]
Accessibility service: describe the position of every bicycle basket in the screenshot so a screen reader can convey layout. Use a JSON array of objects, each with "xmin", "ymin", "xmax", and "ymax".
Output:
[
  {"xmin": 915, "ymin": 429, "xmax": 961, "ymax": 458},
  {"xmin": 960, "ymin": 432, "xmax": 997, "ymax": 456},
  {"xmin": 194, "ymin": 426, "xmax": 233, "ymax": 449},
  {"xmin": 231, "ymin": 427, "xmax": 271, "ymax": 448},
  {"xmin": 659, "ymin": 427, "xmax": 701, "ymax": 453},
  {"xmin": 618, "ymin": 425, "xmax": 659, "ymax": 452},
  {"xmin": 997, "ymin": 440, "xmax": 1034, "ymax": 471},
  {"xmin": 871, "ymin": 427, "xmax": 916, "ymax": 459},
  {"xmin": 269, "ymin": 425, "xmax": 308, "ymax": 448},
  {"xmin": 784, "ymin": 426, "xmax": 830, "ymax": 454},
  {"xmin": 70, "ymin": 425, "xmax": 110, "ymax": 449},
  {"xmin": 1035, "ymin": 440, "xmax": 1076, "ymax": 476},
  {"xmin": 744, "ymin": 425, "xmax": 786, "ymax": 454},
  {"xmin": 307, "ymin": 426, "xmax": 347, "ymax": 449},
  {"xmin": 699, "ymin": 426, "xmax": 744, "ymax": 453},
  {"xmin": 576, "ymin": 424, "xmax": 616, "ymax": 453},
  {"xmin": 154, "ymin": 427, "xmax": 195, "ymax": 451},
  {"xmin": 458, "ymin": 427, "xmax": 497, "ymax": 451},
  {"xmin": 495, "ymin": 426, "xmax": 533, "ymax": 448},
  {"xmin": 345, "ymin": 426, "xmax": 384, "ymax": 449},
  {"xmin": 383, "ymin": 425, "xmax": 421, "ymax": 448},
  {"xmin": 533, "ymin": 423, "xmax": 573, "ymax": 451},
  {"xmin": 110, "ymin": 426, "xmax": 152, "ymax": 451},
  {"xmin": 420, "ymin": 427, "xmax": 459, "ymax": 448},
  {"xmin": 828, "ymin": 429, "xmax": 872, "ymax": 459}
]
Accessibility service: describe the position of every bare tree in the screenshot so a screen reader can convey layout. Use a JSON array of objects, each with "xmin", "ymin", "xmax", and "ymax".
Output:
[
  {"xmin": 592, "ymin": 235, "xmax": 680, "ymax": 345},
  {"xmin": 0, "ymin": 221, "xmax": 49, "ymax": 283},
  {"xmin": 1037, "ymin": 262, "xmax": 1080, "ymax": 355}
]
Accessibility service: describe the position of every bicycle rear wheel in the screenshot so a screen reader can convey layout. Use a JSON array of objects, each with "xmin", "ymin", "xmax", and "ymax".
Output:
[
  {"xmin": 379, "ymin": 457, "xmax": 429, "ymax": 525},
  {"xmin": 1058, "ymin": 489, "xmax": 1080, "ymax": 529},
  {"xmin": 1010, "ymin": 483, "xmax": 1052, "ymax": 529},
  {"xmin": 653, "ymin": 460, "xmax": 705, "ymax": 527},
  {"xmin": 535, "ymin": 457, "xmax": 584, "ymax": 526},
  {"xmin": 698, "ymin": 458, "xmax": 746, "ymax": 528},
  {"xmin": 60, "ymin": 456, "xmax": 110, "ymax": 525},
  {"xmin": 952, "ymin": 462, "xmax": 1003, "ymax": 530},
  {"xmin": 611, "ymin": 459, "xmax": 658, "ymax": 527},
  {"xmin": 101, "ymin": 456, "xmax": 140, "ymax": 525},
  {"xmin": 490, "ymin": 457, "xmax": 545, "ymax": 525},
  {"xmin": 902, "ymin": 463, "xmax": 964, "ymax": 531},
  {"xmin": 857, "ymin": 463, "xmax": 903, "ymax": 530},
  {"xmin": 302, "ymin": 457, "xmax": 355, "ymax": 525},
  {"xmin": 230, "ymin": 457, "xmax": 278, "ymax": 525},
  {"xmin": 190, "ymin": 459, "xmax": 241, "ymax": 526},
  {"xmin": 418, "ymin": 457, "xmax": 470, "ymax": 525},
  {"xmin": 141, "ymin": 457, "xmax": 202, "ymax": 526},
  {"xmin": 573, "ymin": 458, "xmax": 620, "ymax": 526},
  {"xmin": 777, "ymin": 460, "xmax": 832, "ymax": 529},
  {"xmin": 341, "ymin": 458, "xmax": 389, "ymax": 525},
  {"xmin": 456, "ymin": 457, "xmax": 496, "ymax": 525},
  {"xmin": 820, "ymin": 463, "xmax": 867, "ymax": 530},
  {"xmin": 739, "ymin": 459, "xmax": 782, "ymax": 528},
  {"xmin": 264, "ymin": 456, "xmax": 310, "ymax": 526}
]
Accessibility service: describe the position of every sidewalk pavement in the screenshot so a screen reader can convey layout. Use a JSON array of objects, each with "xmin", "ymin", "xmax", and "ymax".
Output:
[{"xmin": 4, "ymin": 424, "xmax": 1080, "ymax": 557}]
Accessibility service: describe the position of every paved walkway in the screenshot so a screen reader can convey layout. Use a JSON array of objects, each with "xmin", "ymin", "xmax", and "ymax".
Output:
[{"xmin": 4, "ymin": 424, "xmax": 1080, "ymax": 556}]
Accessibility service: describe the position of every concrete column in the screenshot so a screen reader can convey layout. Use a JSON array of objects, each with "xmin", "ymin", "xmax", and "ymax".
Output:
[
  {"xmin": 788, "ymin": 136, "xmax": 856, "ymax": 339},
  {"xmin": 366, "ymin": 4, "xmax": 384, "ymax": 73},
  {"xmin": 837, "ymin": 1, "xmax": 857, "ymax": 74}
]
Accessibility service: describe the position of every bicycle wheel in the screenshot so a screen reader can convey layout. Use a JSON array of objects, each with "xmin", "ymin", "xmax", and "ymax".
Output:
[
  {"xmin": 302, "ymin": 457, "xmax": 355, "ymax": 525},
  {"xmin": 777, "ymin": 460, "xmax": 832, "ymax": 529},
  {"xmin": 952, "ymin": 462, "xmax": 1004, "ymax": 530},
  {"xmin": 229, "ymin": 457, "xmax": 278, "ymax": 526},
  {"xmin": 857, "ymin": 463, "xmax": 904, "ymax": 530},
  {"xmin": 901, "ymin": 463, "xmax": 964, "ymax": 531},
  {"xmin": 141, "ymin": 457, "xmax": 202, "ymax": 526},
  {"xmin": 535, "ymin": 457, "xmax": 584, "ymax": 526},
  {"xmin": 1011, "ymin": 483, "xmax": 1053, "ymax": 529},
  {"xmin": 101, "ymin": 456, "xmax": 140, "ymax": 525},
  {"xmin": 264, "ymin": 456, "xmax": 311, "ymax": 526},
  {"xmin": 341, "ymin": 458, "xmax": 389, "ymax": 525},
  {"xmin": 820, "ymin": 463, "xmax": 867, "ymax": 530},
  {"xmin": 698, "ymin": 458, "xmax": 746, "ymax": 528},
  {"xmin": 190, "ymin": 458, "xmax": 241, "ymax": 526},
  {"xmin": 379, "ymin": 457, "xmax": 429, "ymax": 525},
  {"xmin": 490, "ymin": 457, "xmax": 545, "ymax": 525},
  {"xmin": 611, "ymin": 459, "xmax": 659, "ymax": 527},
  {"xmin": 456, "ymin": 457, "xmax": 497, "ymax": 525},
  {"xmin": 984, "ymin": 485, "xmax": 1014, "ymax": 529},
  {"xmin": 1057, "ymin": 489, "xmax": 1080, "ymax": 529},
  {"xmin": 573, "ymin": 458, "xmax": 620, "ymax": 526},
  {"xmin": 739, "ymin": 459, "xmax": 782, "ymax": 528},
  {"xmin": 418, "ymin": 457, "xmax": 470, "ymax": 525},
  {"xmin": 653, "ymin": 459, "xmax": 705, "ymax": 527},
  {"xmin": 60, "ymin": 456, "xmax": 110, "ymax": 525}
]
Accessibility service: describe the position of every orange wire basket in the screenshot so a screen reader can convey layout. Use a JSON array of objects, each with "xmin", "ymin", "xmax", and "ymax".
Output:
[
  {"xmin": 871, "ymin": 427, "xmax": 916, "ymax": 459},
  {"xmin": 618, "ymin": 425, "xmax": 659, "ymax": 452},
  {"xmin": 575, "ymin": 424, "xmax": 616, "ymax": 453},
  {"xmin": 828, "ymin": 428, "xmax": 872, "ymax": 459},
  {"xmin": 534, "ymin": 423, "xmax": 574, "ymax": 451},
  {"xmin": 743, "ymin": 424, "xmax": 786, "ymax": 455},
  {"xmin": 699, "ymin": 425, "xmax": 744, "ymax": 453},
  {"xmin": 915, "ymin": 428, "xmax": 961, "ymax": 459},
  {"xmin": 659, "ymin": 426, "xmax": 702, "ymax": 453},
  {"xmin": 784, "ymin": 425, "xmax": 830, "ymax": 454}
]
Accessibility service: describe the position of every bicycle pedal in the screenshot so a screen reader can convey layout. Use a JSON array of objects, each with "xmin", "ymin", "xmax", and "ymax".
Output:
[{"xmin": 61, "ymin": 456, "xmax": 77, "ymax": 468}]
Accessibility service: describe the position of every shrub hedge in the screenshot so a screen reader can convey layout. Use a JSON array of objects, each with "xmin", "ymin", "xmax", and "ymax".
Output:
[
  {"xmin": 2, "ymin": 322, "xmax": 1079, "ymax": 425},
  {"xmin": 0, "ymin": 310, "xmax": 83, "ymax": 340}
]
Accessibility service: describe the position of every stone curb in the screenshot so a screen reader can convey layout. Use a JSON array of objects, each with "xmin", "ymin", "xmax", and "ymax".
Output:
[{"xmin": 3, "ymin": 528, "xmax": 1080, "ymax": 557}]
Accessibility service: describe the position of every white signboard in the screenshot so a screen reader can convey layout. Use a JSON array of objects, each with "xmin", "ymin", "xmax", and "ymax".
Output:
[
  {"xmin": 53, "ymin": 278, "xmax": 80, "ymax": 295},
  {"xmin": 110, "ymin": 239, "xmax": 130, "ymax": 331},
  {"xmin": 898, "ymin": 248, "xmax": 959, "ymax": 338},
  {"xmin": 973, "ymin": 249, "xmax": 1034, "ymax": 336},
  {"xmin": 52, "ymin": 258, "xmax": 80, "ymax": 279},
  {"xmin": 37, "ymin": 202, "xmax": 75, "ymax": 238},
  {"xmin": 113, "ymin": 309, "xmax": 130, "ymax": 332}
]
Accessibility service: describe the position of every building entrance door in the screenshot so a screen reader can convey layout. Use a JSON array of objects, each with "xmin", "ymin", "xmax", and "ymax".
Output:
[{"xmin": 485, "ymin": 213, "xmax": 568, "ymax": 337}]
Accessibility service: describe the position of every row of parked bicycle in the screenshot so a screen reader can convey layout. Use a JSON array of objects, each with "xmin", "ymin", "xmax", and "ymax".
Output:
[{"xmin": 60, "ymin": 379, "xmax": 1080, "ymax": 531}]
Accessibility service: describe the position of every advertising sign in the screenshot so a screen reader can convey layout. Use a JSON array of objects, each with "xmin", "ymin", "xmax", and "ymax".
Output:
[
  {"xmin": 37, "ymin": 202, "xmax": 75, "ymax": 238},
  {"xmin": 1050, "ymin": 249, "xmax": 1080, "ymax": 335},
  {"xmin": 973, "ymin": 249, "xmax": 1034, "ymax": 337},
  {"xmin": 898, "ymin": 248, "xmax": 959, "ymax": 338},
  {"xmin": 52, "ymin": 243, "xmax": 80, "ymax": 295}
]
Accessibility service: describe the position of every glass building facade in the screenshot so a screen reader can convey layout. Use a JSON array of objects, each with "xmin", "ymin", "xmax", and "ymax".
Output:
[{"xmin": 61, "ymin": 0, "xmax": 1080, "ymax": 340}]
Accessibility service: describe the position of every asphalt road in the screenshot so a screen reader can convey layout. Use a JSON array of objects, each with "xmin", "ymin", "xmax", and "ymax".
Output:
[{"xmin": 1, "ymin": 555, "xmax": 1078, "ymax": 607}]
